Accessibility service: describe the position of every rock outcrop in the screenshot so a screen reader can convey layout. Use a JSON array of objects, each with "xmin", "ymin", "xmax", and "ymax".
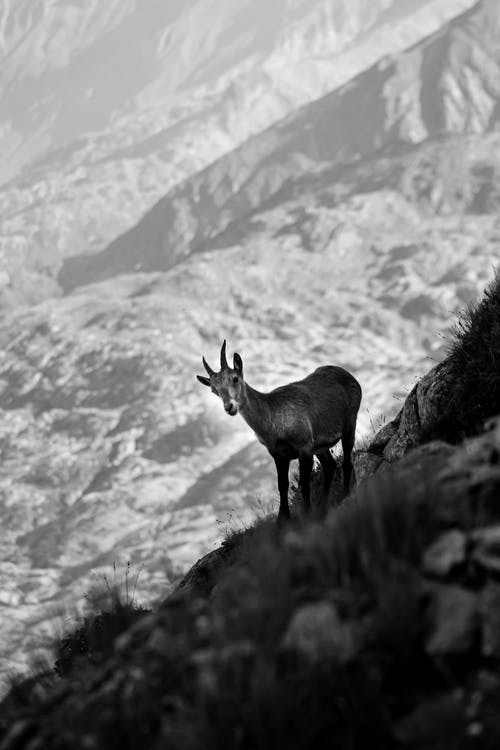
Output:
[
  {"xmin": 356, "ymin": 270, "xmax": 500, "ymax": 476},
  {"xmin": 355, "ymin": 360, "xmax": 457, "ymax": 470}
]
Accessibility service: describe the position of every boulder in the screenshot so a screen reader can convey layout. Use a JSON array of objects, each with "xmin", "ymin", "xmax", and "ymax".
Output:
[
  {"xmin": 426, "ymin": 584, "xmax": 478, "ymax": 656},
  {"xmin": 415, "ymin": 360, "xmax": 456, "ymax": 436},
  {"xmin": 353, "ymin": 451, "xmax": 384, "ymax": 484},
  {"xmin": 422, "ymin": 530, "xmax": 467, "ymax": 578},
  {"xmin": 368, "ymin": 418, "xmax": 399, "ymax": 455},
  {"xmin": 433, "ymin": 417, "xmax": 500, "ymax": 525},
  {"xmin": 172, "ymin": 546, "xmax": 234, "ymax": 598},
  {"xmin": 383, "ymin": 384, "xmax": 420, "ymax": 462},
  {"xmin": 392, "ymin": 691, "xmax": 466, "ymax": 748},
  {"xmin": 366, "ymin": 361, "xmax": 455, "ymax": 463},
  {"xmin": 282, "ymin": 601, "xmax": 356, "ymax": 664}
]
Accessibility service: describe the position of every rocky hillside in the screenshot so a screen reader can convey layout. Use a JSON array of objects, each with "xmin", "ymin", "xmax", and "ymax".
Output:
[
  {"xmin": 0, "ymin": 0, "xmax": 499, "ymax": 693},
  {"xmin": 0, "ymin": 0, "xmax": 476, "ymax": 306},
  {"xmin": 1, "ymin": 127, "xmax": 499, "ymax": 682},
  {"xmin": 1, "ymin": 275, "xmax": 500, "ymax": 749}
]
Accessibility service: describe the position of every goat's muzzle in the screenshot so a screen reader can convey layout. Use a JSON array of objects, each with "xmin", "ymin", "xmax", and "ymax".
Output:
[{"xmin": 225, "ymin": 401, "xmax": 238, "ymax": 416}]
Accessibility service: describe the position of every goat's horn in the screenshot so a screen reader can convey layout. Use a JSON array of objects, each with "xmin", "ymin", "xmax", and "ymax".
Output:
[
  {"xmin": 202, "ymin": 356, "xmax": 214, "ymax": 376},
  {"xmin": 220, "ymin": 339, "xmax": 228, "ymax": 369}
]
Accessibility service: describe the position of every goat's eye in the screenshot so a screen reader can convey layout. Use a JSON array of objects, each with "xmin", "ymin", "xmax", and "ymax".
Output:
[
  {"xmin": 232, "ymin": 375, "xmax": 239, "ymax": 385},
  {"xmin": 211, "ymin": 387, "xmax": 219, "ymax": 396}
]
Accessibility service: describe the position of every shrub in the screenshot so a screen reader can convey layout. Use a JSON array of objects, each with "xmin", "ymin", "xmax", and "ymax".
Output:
[
  {"xmin": 435, "ymin": 271, "xmax": 500, "ymax": 440},
  {"xmin": 53, "ymin": 563, "xmax": 151, "ymax": 678}
]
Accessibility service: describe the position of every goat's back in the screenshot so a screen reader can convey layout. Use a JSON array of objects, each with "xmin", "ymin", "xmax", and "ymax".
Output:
[
  {"xmin": 302, "ymin": 365, "xmax": 361, "ymax": 425},
  {"xmin": 269, "ymin": 365, "xmax": 362, "ymax": 438}
]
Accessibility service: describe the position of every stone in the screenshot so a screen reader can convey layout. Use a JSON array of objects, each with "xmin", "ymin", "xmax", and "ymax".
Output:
[
  {"xmin": 383, "ymin": 385, "xmax": 419, "ymax": 462},
  {"xmin": 426, "ymin": 585, "xmax": 478, "ymax": 656},
  {"xmin": 422, "ymin": 530, "xmax": 467, "ymax": 577},
  {"xmin": 172, "ymin": 546, "xmax": 233, "ymax": 598},
  {"xmin": 392, "ymin": 691, "xmax": 466, "ymax": 747},
  {"xmin": 383, "ymin": 361, "xmax": 455, "ymax": 462},
  {"xmin": 416, "ymin": 360, "xmax": 455, "ymax": 434},
  {"xmin": 145, "ymin": 627, "xmax": 172, "ymax": 656},
  {"xmin": 477, "ymin": 669, "xmax": 500, "ymax": 692},
  {"xmin": 471, "ymin": 525, "xmax": 500, "ymax": 574},
  {"xmin": 368, "ymin": 418, "xmax": 400, "ymax": 455},
  {"xmin": 282, "ymin": 601, "xmax": 355, "ymax": 664},
  {"xmin": 479, "ymin": 581, "xmax": 500, "ymax": 658},
  {"xmin": 374, "ymin": 440, "xmax": 455, "ymax": 489},
  {"xmin": 353, "ymin": 451, "xmax": 384, "ymax": 483},
  {"xmin": 396, "ymin": 440, "xmax": 455, "ymax": 474},
  {"xmin": 190, "ymin": 648, "xmax": 218, "ymax": 695}
]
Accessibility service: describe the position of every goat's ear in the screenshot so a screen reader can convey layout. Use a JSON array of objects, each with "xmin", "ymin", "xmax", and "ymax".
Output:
[
  {"xmin": 196, "ymin": 375, "xmax": 211, "ymax": 387},
  {"xmin": 233, "ymin": 352, "xmax": 243, "ymax": 374}
]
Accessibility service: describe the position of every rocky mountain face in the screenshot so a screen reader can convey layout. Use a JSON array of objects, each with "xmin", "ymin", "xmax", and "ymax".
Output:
[
  {"xmin": 0, "ymin": 0, "xmax": 499, "ymax": 690},
  {"xmin": 57, "ymin": 0, "xmax": 500, "ymax": 291},
  {"xmin": 0, "ymin": 0, "xmax": 476, "ymax": 307}
]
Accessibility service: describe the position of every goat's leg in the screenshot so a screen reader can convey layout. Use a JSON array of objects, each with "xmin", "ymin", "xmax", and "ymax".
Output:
[
  {"xmin": 318, "ymin": 450, "xmax": 336, "ymax": 495},
  {"xmin": 298, "ymin": 454, "xmax": 314, "ymax": 514},
  {"xmin": 317, "ymin": 450, "xmax": 337, "ymax": 515},
  {"xmin": 341, "ymin": 427, "xmax": 356, "ymax": 493},
  {"xmin": 274, "ymin": 455, "xmax": 291, "ymax": 522}
]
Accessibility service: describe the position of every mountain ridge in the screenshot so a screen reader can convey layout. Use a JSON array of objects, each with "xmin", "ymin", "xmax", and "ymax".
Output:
[
  {"xmin": 57, "ymin": 0, "xmax": 499, "ymax": 293},
  {"xmin": 0, "ymin": 0, "xmax": 477, "ymax": 308}
]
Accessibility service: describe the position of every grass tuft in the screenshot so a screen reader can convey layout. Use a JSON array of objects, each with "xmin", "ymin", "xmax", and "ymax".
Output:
[
  {"xmin": 431, "ymin": 271, "xmax": 500, "ymax": 440},
  {"xmin": 53, "ymin": 563, "xmax": 151, "ymax": 679}
]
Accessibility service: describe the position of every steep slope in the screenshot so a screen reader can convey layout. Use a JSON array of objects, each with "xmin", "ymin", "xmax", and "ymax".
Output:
[
  {"xmin": 0, "ymin": 0, "xmax": 498, "ymax": 695},
  {"xmin": 1, "ymin": 143, "xmax": 498, "ymax": 681},
  {"xmin": 3, "ymin": 394, "xmax": 500, "ymax": 748},
  {"xmin": 0, "ymin": 0, "xmax": 476, "ymax": 306},
  {"xmin": 58, "ymin": 0, "xmax": 500, "ymax": 291}
]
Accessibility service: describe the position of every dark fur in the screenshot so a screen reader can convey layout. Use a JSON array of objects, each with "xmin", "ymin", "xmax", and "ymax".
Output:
[{"xmin": 197, "ymin": 345, "xmax": 362, "ymax": 521}]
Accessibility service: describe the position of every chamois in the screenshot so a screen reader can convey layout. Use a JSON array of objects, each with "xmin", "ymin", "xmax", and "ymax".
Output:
[{"xmin": 196, "ymin": 341, "xmax": 362, "ymax": 521}]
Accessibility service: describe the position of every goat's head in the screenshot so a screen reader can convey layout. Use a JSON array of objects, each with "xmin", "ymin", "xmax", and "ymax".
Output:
[{"xmin": 196, "ymin": 340, "xmax": 244, "ymax": 416}]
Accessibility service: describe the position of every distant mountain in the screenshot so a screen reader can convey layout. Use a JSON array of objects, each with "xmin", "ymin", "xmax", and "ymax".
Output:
[
  {"xmin": 1, "ymin": 0, "xmax": 475, "ymax": 180},
  {"xmin": 0, "ymin": 0, "xmax": 476, "ymax": 307},
  {"xmin": 58, "ymin": 0, "xmax": 500, "ymax": 291}
]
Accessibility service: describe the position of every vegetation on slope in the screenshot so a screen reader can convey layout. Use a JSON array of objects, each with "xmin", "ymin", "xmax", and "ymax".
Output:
[
  {"xmin": 1, "ymin": 276, "xmax": 500, "ymax": 749},
  {"xmin": 439, "ymin": 270, "xmax": 500, "ymax": 439},
  {"xmin": 2, "ymin": 434, "xmax": 500, "ymax": 750},
  {"xmin": 359, "ymin": 270, "xmax": 500, "ymax": 468}
]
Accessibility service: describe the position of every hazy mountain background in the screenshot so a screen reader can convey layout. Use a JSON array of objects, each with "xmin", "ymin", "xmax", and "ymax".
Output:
[{"xmin": 1, "ymin": 0, "xmax": 499, "ymax": 686}]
